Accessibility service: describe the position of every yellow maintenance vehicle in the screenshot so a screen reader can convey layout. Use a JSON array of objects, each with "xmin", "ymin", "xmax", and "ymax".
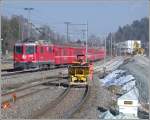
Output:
[
  {"xmin": 133, "ymin": 41, "xmax": 144, "ymax": 55},
  {"xmin": 68, "ymin": 55, "xmax": 91, "ymax": 86}
]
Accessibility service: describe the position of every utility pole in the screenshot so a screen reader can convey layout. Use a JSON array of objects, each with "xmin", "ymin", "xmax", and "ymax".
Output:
[
  {"xmin": 104, "ymin": 35, "xmax": 106, "ymax": 66},
  {"xmin": 120, "ymin": 44, "xmax": 121, "ymax": 56},
  {"xmin": 86, "ymin": 21, "xmax": 88, "ymax": 62},
  {"xmin": 19, "ymin": 17, "xmax": 21, "ymax": 41},
  {"xmin": 0, "ymin": 0, "xmax": 2, "ymax": 74},
  {"xmin": 149, "ymin": 0, "xmax": 150, "ymax": 58},
  {"xmin": 113, "ymin": 36, "xmax": 116, "ymax": 57},
  {"xmin": 64, "ymin": 22, "xmax": 71, "ymax": 41},
  {"xmin": 21, "ymin": 22, "xmax": 24, "ymax": 41},
  {"xmin": 110, "ymin": 33, "xmax": 112, "ymax": 58},
  {"xmin": 116, "ymin": 43, "xmax": 119, "ymax": 56},
  {"xmin": 24, "ymin": 7, "xmax": 34, "ymax": 39},
  {"xmin": 81, "ymin": 29, "xmax": 86, "ymax": 46}
]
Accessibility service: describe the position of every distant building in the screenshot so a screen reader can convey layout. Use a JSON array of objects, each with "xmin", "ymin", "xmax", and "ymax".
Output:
[{"xmin": 116, "ymin": 40, "xmax": 141, "ymax": 54}]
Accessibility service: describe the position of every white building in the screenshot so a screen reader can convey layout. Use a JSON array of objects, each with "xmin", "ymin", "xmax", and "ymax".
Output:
[{"xmin": 117, "ymin": 87, "xmax": 139, "ymax": 117}]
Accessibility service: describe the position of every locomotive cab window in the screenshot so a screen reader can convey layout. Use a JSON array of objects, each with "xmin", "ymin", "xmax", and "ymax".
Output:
[
  {"xmin": 15, "ymin": 46, "xmax": 23, "ymax": 54},
  {"xmin": 26, "ymin": 46, "xmax": 35, "ymax": 54}
]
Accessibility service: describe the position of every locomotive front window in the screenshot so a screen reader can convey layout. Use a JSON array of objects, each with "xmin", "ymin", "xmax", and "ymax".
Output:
[
  {"xmin": 26, "ymin": 46, "xmax": 35, "ymax": 54},
  {"xmin": 15, "ymin": 46, "xmax": 23, "ymax": 54}
]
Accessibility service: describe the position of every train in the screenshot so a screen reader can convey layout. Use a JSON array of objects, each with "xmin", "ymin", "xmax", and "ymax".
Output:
[{"xmin": 13, "ymin": 40, "xmax": 105, "ymax": 69}]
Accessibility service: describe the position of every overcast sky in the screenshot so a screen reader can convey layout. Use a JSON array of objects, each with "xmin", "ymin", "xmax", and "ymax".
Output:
[{"xmin": 2, "ymin": 0, "xmax": 149, "ymax": 39}]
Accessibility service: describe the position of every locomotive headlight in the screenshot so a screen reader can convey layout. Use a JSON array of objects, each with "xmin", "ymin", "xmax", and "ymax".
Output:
[{"xmin": 22, "ymin": 55, "xmax": 26, "ymax": 59}]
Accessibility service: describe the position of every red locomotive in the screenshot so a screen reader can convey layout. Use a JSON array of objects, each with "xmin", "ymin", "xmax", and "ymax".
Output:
[{"xmin": 13, "ymin": 40, "xmax": 105, "ymax": 69}]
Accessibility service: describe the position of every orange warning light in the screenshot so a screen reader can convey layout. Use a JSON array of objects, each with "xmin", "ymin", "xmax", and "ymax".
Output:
[{"xmin": 1, "ymin": 101, "xmax": 11, "ymax": 109}]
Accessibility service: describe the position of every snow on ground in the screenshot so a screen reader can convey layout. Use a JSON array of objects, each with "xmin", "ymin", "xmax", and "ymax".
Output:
[
  {"xmin": 122, "ymin": 80, "xmax": 135, "ymax": 92},
  {"xmin": 100, "ymin": 70, "xmax": 135, "ymax": 87},
  {"xmin": 98, "ymin": 69, "xmax": 140, "ymax": 119},
  {"xmin": 101, "ymin": 70, "xmax": 125, "ymax": 84}
]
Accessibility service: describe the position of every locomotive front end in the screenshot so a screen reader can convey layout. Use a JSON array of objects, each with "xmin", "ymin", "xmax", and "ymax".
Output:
[{"xmin": 14, "ymin": 43, "xmax": 37, "ymax": 69}]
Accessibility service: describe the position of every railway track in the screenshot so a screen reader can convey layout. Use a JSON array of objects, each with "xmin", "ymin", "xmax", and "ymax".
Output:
[
  {"xmin": 1, "ymin": 76, "xmax": 68, "ymax": 105},
  {"xmin": 1, "ymin": 66, "xmax": 63, "ymax": 77},
  {"xmin": 2, "ymin": 57, "xmax": 127, "ymax": 118},
  {"xmin": 2, "ymin": 57, "xmax": 125, "ymax": 94},
  {"xmin": 34, "ymin": 85, "xmax": 90, "ymax": 119},
  {"xmin": 1, "ymin": 68, "xmax": 40, "ymax": 77},
  {"xmin": 1, "ymin": 67, "xmax": 68, "ymax": 90},
  {"xmin": 2, "ymin": 56, "xmax": 125, "ymax": 100},
  {"xmin": 1, "ymin": 58, "xmax": 109, "ymax": 77}
]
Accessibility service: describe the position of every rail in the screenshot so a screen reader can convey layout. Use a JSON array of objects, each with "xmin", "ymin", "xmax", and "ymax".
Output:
[{"xmin": 35, "ymin": 86, "xmax": 90, "ymax": 119}]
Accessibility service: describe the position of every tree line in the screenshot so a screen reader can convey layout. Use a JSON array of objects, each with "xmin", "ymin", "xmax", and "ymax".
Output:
[
  {"xmin": 1, "ymin": 15, "xmax": 104, "ymax": 55},
  {"xmin": 1, "ymin": 15, "xmax": 67, "ymax": 55}
]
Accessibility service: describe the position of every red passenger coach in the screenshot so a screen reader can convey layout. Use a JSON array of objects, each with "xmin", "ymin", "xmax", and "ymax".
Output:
[{"xmin": 14, "ymin": 40, "xmax": 105, "ymax": 69}]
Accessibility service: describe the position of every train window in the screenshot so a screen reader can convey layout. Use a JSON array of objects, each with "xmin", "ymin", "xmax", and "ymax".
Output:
[
  {"xmin": 26, "ymin": 46, "xmax": 35, "ymax": 54},
  {"xmin": 15, "ymin": 46, "xmax": 23, "ymax": 54},
  {"xmin": 40, "ymin": 47, "xmax": 44, "ymax": 53}
]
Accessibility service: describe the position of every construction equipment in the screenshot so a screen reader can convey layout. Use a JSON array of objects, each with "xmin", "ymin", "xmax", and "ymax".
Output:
[
  {"xmin": 68, "ymin": 55, "xmax": 90, "ymax": 86},
  {"xmin": 133, "ymin": 41, "xmax": 144, "ymax": 55}
]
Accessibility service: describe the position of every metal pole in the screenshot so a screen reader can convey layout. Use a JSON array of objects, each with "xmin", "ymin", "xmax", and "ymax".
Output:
[
  {"xmin": 111, "ymin": 33, "xmax": 112, "ymax": 58},
  {"xmin": 28, "ymin": 10, "xmax": 31, "ymax": 38},
  {"xmin": 19, "ymin": 17, "xmax": 21, "ymax": 41},
  {"xmin": 117, "ymin": 44, "xmax": 118, "ymax": 56},
  {"xmin": 86, "ymin": 21, "xmax": 88, "ymax": 62},
  {"xmin": 64, "ymin": 22, "xmax": 71, "ymax": 41},
  {"xmin": 120, "ymin": 45, "xmax": 121, "ymax": 56},
  {"xmin": 0, "ymin": 0, "xmax": 2, "ymax": 77},
  {"xmin": 149, "ymin": 0, "xmax": 150, "ymax": 58},
  {"xmin": 67, "ymin": 23, "xmax": 68, "ymax": 41},
  {"xmin": 24, "ymin": 8, "xmax": 34, "ymax": 39},
  {"xmin": 113, "ymin": 35, "xmax": 115, "ymax": 56},
  {"xmin": 82, "ymin": 29, "xmax": 86, "ymax": 46},
  {"xmin": 49, "ymin": 30, "xmax": 50, "ymax": 42},
  {"xmin": 104, "ymin": 36, "xmax": 106, "ymax": 66},
  {"xmin": 21, "ymin": 22, "xmax": 24, "ymax": 41}
]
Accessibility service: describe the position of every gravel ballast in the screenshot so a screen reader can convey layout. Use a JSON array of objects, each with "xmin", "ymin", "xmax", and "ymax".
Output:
[{"xmin": 1, "ymin": 86, "xmax": 65, "ymax": 119}]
